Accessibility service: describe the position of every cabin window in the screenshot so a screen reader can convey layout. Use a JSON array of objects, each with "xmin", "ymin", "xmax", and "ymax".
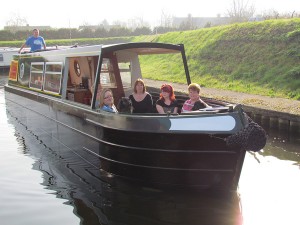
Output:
[
  {"xmin": 139, "ymin": 53, "xmax": 184, "ymax": 81},
  {"xmin": 100, "ymin": 58, "xmax": 116, "ymax": 87},
  {"xmin": 119, "ymin": 62, "xmax": 131, "ymax": 88},
  {"xmin": 44, "ymin": 62, "xmax": 63, "ymax": 94},
  {"xmin": 0, "ymin": 54, "xmax": 3, "ymax": 62},
  {"xmin": 29, "ymin": 62, "xmax": 44, "ymax": 90}
]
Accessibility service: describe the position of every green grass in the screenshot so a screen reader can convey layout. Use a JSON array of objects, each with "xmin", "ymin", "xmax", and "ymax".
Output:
[
  {"xmin": 2, "ymin": 18, "xmax": 300, "ymax": 99},
  {"xmin": 145, "ymin": 18, "xmax": 300, "ymax": 100}
]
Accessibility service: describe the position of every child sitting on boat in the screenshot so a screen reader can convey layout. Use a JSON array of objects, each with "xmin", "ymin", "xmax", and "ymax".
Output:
[{"xmin": 181, "ymin": 83, "xmax": 211, "ymax": 112}]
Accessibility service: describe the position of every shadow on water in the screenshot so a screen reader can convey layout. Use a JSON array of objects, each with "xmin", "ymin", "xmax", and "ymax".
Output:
[{"xmin": 5, "ymin": 101, "xmax": 243, "ymax": 225}]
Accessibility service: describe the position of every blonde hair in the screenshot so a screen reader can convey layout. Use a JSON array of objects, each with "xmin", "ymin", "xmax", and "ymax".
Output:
[
  {"xmin": 188, "ymin": 83, "xmax": 201, "ymax": 93},
  {"xmin": 99, "ymin": 88, "xmax": 113, "ymax": 108}
]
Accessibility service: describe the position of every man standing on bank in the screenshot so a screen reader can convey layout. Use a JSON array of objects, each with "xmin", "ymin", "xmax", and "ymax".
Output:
[{"xmin": 18, "ymin": 28, "xmax": 46, "ymax": 53}]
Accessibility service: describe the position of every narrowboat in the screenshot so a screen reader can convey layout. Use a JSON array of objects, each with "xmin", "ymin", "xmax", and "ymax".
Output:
[
  {"xmin": 4, "ymin": 42, "xmax": 266, "ymax": 192},
  {"xmin": 0, "ymin": 47, "xmax": 19, "ymax": 68},
  {"xmin": 0, "ymin": 47, "xmax": 19, "ymax": 75}
]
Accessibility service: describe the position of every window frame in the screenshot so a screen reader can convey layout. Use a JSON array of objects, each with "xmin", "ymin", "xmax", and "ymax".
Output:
[
  {"xmin": 29, "ymin": 62, "xmax": 44, "ymax": 91},
  {"xmin": 43, "ymin": 62, "xmax": 63, "ymax": 94},
  {"xmin": 100, "ymin": 58, "xmax": 117, "ymax": 88}
]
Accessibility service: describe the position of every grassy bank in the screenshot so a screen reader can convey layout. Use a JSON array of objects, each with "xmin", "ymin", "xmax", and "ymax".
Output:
[
  {"xmin": 145, "ymin": 18, "xmax": 300, "ymax": 100},
  {"xmin": 2, "ymin": 18, "xmax": 299, "ymax": 99}
]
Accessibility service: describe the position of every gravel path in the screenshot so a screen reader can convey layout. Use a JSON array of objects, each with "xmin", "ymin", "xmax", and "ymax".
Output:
[{"xmin": 144, "ymin": 79, "xmax": 300, "ymax": 116}]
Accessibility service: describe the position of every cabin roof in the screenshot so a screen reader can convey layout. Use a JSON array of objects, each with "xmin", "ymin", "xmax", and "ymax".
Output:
[
  {"xmin": 17, "ymin": 42, "xmax": 184, "ymax": 57},
  {"xmin": 101, "ymin": 42, "xmax": 184, "ymax": 55}
]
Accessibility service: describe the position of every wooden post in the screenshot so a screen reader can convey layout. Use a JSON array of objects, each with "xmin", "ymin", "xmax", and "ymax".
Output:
[
  {"xmin": 278, "ymin": 118, "xmax": 290, "ymax": 131},
  {"xmin": 269, "ymin": 116, "xmax": 279, "ymax": 129},
  {"xmin": 289, "ymin": 120, "xmax": 300, "ymax": 135},
  {"xmin": 253, "ymin": 114, "xmax": 262, "ymax": 124},
  {"xmin": 261, "ymin": 115, "xmax": 270, "ymax": 128}
]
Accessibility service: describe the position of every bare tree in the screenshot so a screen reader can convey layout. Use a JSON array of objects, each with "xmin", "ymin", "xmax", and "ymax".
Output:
[
  {"xmin": 98, "ymin": 20, "xmax": 110, "ymax": 30},
  {"xmin": 128, "ymin": 16, "xmax": 150, "ymax": 30},
  {"xmin": 261, "ymin": 9, "xmax": 280, "ymax": 20},
  {"xmin": 262, "ymin": 9, "xmax": 300, "ymax": 20},
  {"xmin": 180, "ymin": 14, "xmax": 196, "ymax": 30},
  {"xmin": 112, "ymin": 20, "xmax": 127, "ymax": 27},
  {"xmin": 160, "ymin": 10, "xmax": 173, "ymax": 28},
  {"xmin": 281, "ymin": 10, "xmax": 300, "ymax": 19},
  {"xmin": 227, "ymin": 0, "xmax": 256, "ymax": 23},
  {"xmin": 5, "ymin": 13, "xmax": 28, "ymax": 32}
]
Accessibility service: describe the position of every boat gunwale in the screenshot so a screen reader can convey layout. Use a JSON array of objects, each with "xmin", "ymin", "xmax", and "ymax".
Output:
[{"xmin": 5, "ymin": 84, "xmax": 244, "ymax": 135}]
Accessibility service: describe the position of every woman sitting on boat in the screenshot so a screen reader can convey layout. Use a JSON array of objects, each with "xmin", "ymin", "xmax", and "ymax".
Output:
[
  {"xmin": 156, "ymin": 84, "xmax": 178, "ymax": 114},
  {"xmin": 181, "ymin": 83, "xmax": 211, "ymax": 112},
  {"xmin": 99, "ymin": 88, "xmax": 118, "ymax": 112},
  {"xmin": 129, "ymin": 79, "xmax": 153, "ymax": 113}
]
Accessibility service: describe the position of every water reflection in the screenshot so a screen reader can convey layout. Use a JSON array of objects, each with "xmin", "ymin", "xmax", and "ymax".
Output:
[
  {"xmin": 239, "ymin": 119, "xmax": 300, "ymax": 225},
  {"xmin": 0, "ymin": 90, "xmax": 80, "ymax": 225}
]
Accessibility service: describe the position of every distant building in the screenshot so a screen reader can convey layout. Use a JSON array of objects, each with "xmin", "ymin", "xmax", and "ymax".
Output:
[
  {"xmin": 248, "ymin": 16, "xmax": 264, "ymax": 22},
  {"xmin": 78, "ymin": 24, "xmax": 117, "ymax": 31},
  {"xmin": 4, "ymin": 25, "xmax": 52, "ymax": 31},
  {"xmin": 78, "ymin": 25, "xmax": 105, "ymax": 31}
]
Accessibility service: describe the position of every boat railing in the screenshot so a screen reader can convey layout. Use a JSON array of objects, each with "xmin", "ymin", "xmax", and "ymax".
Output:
[{"xmin": 20, "ymin": 45, "xmax": 72, "ymax": 54}]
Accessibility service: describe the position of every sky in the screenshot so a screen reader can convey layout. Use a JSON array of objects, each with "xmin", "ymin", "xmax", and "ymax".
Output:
[{"xmin": 0, "ymin": 0, "xmax": 299, "ymax": 29}]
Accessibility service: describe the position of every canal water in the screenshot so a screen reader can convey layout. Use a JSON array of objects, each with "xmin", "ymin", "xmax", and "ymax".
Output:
[{"xmin": 0, "ymin": 77, "xmax": 299, "ymax": 225}]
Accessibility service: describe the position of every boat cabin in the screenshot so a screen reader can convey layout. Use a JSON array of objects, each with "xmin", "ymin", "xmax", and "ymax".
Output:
[{"xmin": 8, "ymin": 42, "xmax": 190, "ymax": 112}]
